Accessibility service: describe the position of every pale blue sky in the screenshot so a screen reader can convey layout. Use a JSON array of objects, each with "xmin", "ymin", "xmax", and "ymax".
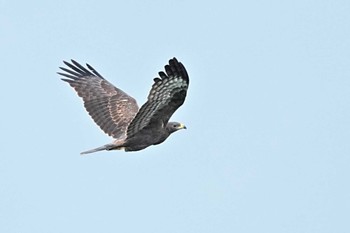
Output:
[{"xmin": 1, "ymin": 0, "xmax": 350, "ymax": 232}]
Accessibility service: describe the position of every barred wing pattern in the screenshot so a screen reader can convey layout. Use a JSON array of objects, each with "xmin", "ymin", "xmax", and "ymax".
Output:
[
  {"xmin": 126, "ymin": 58, "xmax": 189, "ymax": 138},
  {"xmin": 58, "ymin": 60, "xmax": 139, "ymax": 139}
]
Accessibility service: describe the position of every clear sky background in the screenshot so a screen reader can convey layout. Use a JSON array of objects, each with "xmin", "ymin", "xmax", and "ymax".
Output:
[{"xmin": 1, "ymin": 0, "xmax": 349, "ymax": 232}]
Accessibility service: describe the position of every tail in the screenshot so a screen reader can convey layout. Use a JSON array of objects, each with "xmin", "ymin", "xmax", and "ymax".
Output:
[{"xmin": 80, "ymin": 143, "xmax": 120, "ymax": 155}]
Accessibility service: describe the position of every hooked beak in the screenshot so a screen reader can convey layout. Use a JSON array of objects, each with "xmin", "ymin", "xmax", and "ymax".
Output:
[{"xmin": 179, "ymin": 123, "xmax": 187, "ymax": 129}]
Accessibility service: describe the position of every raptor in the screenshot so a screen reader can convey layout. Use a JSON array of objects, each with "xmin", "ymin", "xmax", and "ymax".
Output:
[{"xmin": 58, "ymin": 58, "xmax": 189, "ymax": 154}]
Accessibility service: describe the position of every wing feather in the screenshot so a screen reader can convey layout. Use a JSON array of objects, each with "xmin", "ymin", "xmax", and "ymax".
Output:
[
  {"xmin": 58, "ymin": 60, "xmax": 139, "ymax": 139},
  {"xmin": 126, "ymin": 58, "xmax": 189, "ymax": 138}
]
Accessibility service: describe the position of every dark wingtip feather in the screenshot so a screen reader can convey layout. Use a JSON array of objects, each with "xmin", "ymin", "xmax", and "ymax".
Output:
[
  {"xmin": 169, "ymin": 57, "xmax": 189, "ymax": 84},
  {"xmin": 86, "ymin": 63, "xmax": 93, "ymax": 70},
  {"xmin": 60, "ymin": 78, "xmax": 73, "ymax": 84},
  {"xmin": 155, "ymin": 57, "xmax": 189, "ymax": 84},
  {"xmin": 86, "ymin": 63, "xmax": 104, "ymax": 78},
  {"xmin": 170, "ymin": 57, "xmax": 178, "ymax": 63},
  {"xmin": 153, "ymin": 77, "xmax": 161, "ymax": 83},
  {"xmin": 63, "ymin": 60, "xmax": 70, "ymax": 66},
  {"xmin": 158, "ymin": 71, "xmax": 167, "ymax": 79},
  {"xmin": 70, "ymin": 59, "xmax": 79, "ymax": 66},
  {"xmin": 57, "ymin": 72, "xmax": 77, "ymax": 79},
  {"xmin": 59, "ymin": 67, "xmax": 82, "ymax": 77},
  {"xmin": 71, "ymin": 60, "xmax": 92, "ymax": 74},
  {"xmin": 58, "ymin": 59, "xmax": 105, "ymax": 80}
]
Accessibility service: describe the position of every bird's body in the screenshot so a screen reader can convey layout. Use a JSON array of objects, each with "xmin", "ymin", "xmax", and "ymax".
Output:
[{"xmin": 58, "ymin": 58, "xmax": 189, "ymax": 154}]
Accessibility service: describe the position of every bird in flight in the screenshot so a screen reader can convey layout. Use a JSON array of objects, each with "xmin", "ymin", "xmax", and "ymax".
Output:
[{"xmin": 58, "ymin": 58, "xmax": 189, "ymax": 154}]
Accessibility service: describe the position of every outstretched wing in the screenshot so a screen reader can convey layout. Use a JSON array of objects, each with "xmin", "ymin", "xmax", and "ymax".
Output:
[
  {"xmin": 58, "ymin": 60, "xmax": 139, "ymax": 139},
  {"xmin": 126, "ymin": 57, "xmax": 189, "ymax": 138}
]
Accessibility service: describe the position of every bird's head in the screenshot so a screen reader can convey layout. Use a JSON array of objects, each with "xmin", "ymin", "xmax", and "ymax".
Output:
[{"xmin": 166, "ymin": 122, "xmax": 187, "ymax": 134}]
